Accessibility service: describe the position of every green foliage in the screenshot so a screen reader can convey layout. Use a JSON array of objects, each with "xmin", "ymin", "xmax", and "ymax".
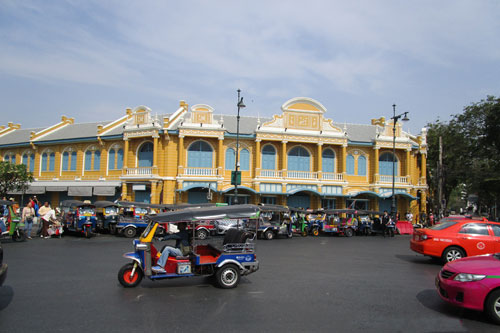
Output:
[
  {"xmin": 0, "ymin": 161, "xmax": 34, "ymax": 197},
  {"xmin": 426, "ymin": 96, "xmax": 500, "ymax": 211}
]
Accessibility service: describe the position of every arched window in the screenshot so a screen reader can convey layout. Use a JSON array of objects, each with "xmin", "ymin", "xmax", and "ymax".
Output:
[
  {"xmin": 240, "ymin": 149, "xmax": 250, "ymax": 171},
  {"xmin": 108, "ymin": 149, "xmax": 115, "ymax": 170},
  {"xmin": 29, "ymin": 154, "xmax": 35, "ymax": 172},
  {"xmin": 4, "ymin": 153, "xmax": 16, "ymax": 164},
  {"xmin": 138, "ymin": 142, "xmax": 154, "ymax": 167},
  {"xmin": 22, "ymin": 154, "xmax": 28, "ymax": 167},
  {"xmin": 358, "ymin": 156, "xmax": 367, "ymax": 176},
  {"xmin": 70, "ymin": 151, "xmax": 77, "ymax": 171},
  {"xmin": 62, "ymin": 152, "xmax": 69, "ymax": 171},
  {"xmin": 346, "ymin": 155, "xmax": 355, "ymax": 175},
  {"xmin": 187, "ymin": 141, "xmax": 213, "ymax": 168},
  {"xmin": 261, "ymin": 145, "xmax": 276, "ymax": 170},
  {"xmin": 322, "ymin": 149, "xmax": 335, "ymax": 173},
  {"xmin": 379, "ymin": 153, "xmax": 397, "ymax": 176},
  {"xmin": 225, "ymin": 148, "xmax": 235, "ymax": 170},
  {"xmin": 93, "ymin": 150, "xmax": 100, "ymax": 170},
  {"xmin": 116, "ymin": 149, "xmax": 123, "ymax": 169},
  {"xmin": 42, "ymin": 153, "xmax": 48, "ymax": 171},
  {"xmin": 49, "ymin": 152, "xmax": 55, "ymax": 171},
  {"xmin": 288, "ymin": 147, "xmax": 310, "ymax": 171},
  {"xmin": 84, "ymin": 151, "xmax": 92, "ymax": 171}
]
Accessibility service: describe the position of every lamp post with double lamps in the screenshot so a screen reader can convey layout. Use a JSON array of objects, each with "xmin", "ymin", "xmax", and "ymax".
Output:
[
  {"xmin": 233, "ymin": 89, "xmax": 246, "ymax": 204},
  {"xmin": 390, "ymin": 104, "xmax": 409, "ymax": 223}
]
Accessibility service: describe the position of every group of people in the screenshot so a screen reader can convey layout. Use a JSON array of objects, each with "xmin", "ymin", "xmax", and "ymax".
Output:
[{"xmin": 1, "ymin": 196, "xmax": 59, "ymax": 239}]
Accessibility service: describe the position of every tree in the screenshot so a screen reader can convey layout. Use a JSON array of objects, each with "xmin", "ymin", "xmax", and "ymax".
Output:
[
  {"xmin": 426, "ymin": 96, "xmax": 500, "ymax": 217},
  {"xmin": 0, "ymin": 161, "xmax": 34, "ymax": 198}
]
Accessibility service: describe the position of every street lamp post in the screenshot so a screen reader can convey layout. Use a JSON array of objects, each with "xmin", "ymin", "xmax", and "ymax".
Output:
[
  {"xmin": 233, "ymin": 89, "xmax": 245, "ymax": 205},
  {"xmin": 390, "ymin": 104, "xmax": 409, "ymax": 222}
]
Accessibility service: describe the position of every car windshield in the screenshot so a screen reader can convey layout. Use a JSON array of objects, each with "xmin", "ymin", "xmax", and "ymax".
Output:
[{"xmin": 429, "ymin": 221, "xmax": 457, "ymax": 230}]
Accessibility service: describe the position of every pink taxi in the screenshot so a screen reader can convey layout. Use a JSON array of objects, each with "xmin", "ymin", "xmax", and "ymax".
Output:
[{"xmin": 436, "ymin": 253, "xmax": 500, "ymax": 324}]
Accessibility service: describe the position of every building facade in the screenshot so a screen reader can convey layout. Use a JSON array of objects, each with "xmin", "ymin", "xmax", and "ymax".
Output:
[{"xmin": 0, "ymin": 97, "xmax": 428, "ymax": 217}]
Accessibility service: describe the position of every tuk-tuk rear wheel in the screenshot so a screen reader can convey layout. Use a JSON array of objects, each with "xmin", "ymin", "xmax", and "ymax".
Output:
[
  {"xmin": 312, "ymin": 228, "xmax": 319, "ymax": 236},
  {"xmin": 123, "ymin": 227, "xmax": 137, "ymax": 238},
  {"xmin": 344, "ymin": 228, "xmax": 354, "ymax": 237},
  {"xmin": 215, "ymin": 264, "xmax": 240, "ymax": 289},
  {"xmin": 118, "ymin": 263, "xmax": 143, "ymax": 288},
  {"xmin": 84, "ymin": 227, "xmax": 92, "ymax": 238},
  {"xmin": 264, "ymin": 230, "xmax": 274, "ymax": 240},
  {"xmin": 12, "ymin": 230, "xmax": 26, "ymax": 242}
]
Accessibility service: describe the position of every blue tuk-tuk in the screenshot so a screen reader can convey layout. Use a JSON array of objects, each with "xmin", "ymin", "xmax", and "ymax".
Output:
[
  {"xmin": 60, "ymin": 200, "xmax": 97, "ymax": 238},
  {"xmin": 94, "ymin": 200, "xmax": 120, "ymax": 234},
  {"xmin": 116, "ymin": 201, "xmax": 164, "ymax": 238}
]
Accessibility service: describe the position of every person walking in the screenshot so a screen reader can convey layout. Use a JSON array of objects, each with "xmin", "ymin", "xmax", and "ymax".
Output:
[
  {"xmin": 38, "ymin": 202, "xmax": 52, "ymax": 238},
  {"xmin": 21, "ymin": 202, "xmax": 35, "ymax": 239},
  {"xmin": 381, "ymin": 211, "xmax": 390, "ymax": 238}
]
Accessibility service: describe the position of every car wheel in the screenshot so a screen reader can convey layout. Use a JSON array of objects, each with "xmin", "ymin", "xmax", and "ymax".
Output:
[
  {"xmin": 118, "ymin": 263, "xmax": 143, "ymax": 288},
  {"xmin": 442, "ymin": 246, "xmax": 465, "ymax": 263},
  {"xmin": 344, "ymin": 228, "xmax": 354, "ymax": 237},
  {"xmin": 264, "ymin": 230, "xmax": 274, "ymax": 240},
  {"xmin": 196, "ymin": 229, "xmax": 209, "ymax": 240},
  {"xmin": 485, "ymin": 289, "xmax": 500, "ymax": 325},
  {"xmin": 215, "ymin": 264, "xmax": 240, "ymax": 289},
  {"xmin": 123, "ymin": 227, "xmax": 137, "ymax": 238}
]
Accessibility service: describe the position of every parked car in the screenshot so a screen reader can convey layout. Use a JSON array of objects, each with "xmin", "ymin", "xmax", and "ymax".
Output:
[
  {"xmin": 0, "ymin": 241, "xmax": 7, "ymax": 286},
  {"xmin": 410, "ymin": 218, "xmax": 500, "ymax": 262},
  {"xmin": 117, "ymin": 204, "xmax": 260, "ymax": 289},
  {"xmin": 436, "ymin": 253, "xmax": 500, "ymax": 324}
]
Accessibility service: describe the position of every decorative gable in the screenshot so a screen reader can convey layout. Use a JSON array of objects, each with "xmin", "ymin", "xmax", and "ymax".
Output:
[{"xmin": 190, "ymin": 104, "xmax": 214, "ymax": 124}]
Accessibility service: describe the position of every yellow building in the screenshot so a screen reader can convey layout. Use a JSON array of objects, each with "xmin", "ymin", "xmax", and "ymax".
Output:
[{"xmin": 0, "ymin": 97, "xmax": 428, "ymax": 217}]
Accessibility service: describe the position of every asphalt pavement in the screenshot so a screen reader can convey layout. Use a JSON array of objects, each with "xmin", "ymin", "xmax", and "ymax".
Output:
[{"xmin": 0, "ymin": 233, "xmax": 498, "ymax": 332}]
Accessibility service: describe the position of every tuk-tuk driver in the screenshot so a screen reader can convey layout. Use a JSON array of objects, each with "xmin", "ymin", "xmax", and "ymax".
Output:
[{"xmin": 152, "ymin": 222, "xmax": 191, "ymax": 273}]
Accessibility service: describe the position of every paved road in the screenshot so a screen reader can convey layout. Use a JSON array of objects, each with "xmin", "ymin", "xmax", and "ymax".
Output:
[{"xmin": 0, "ymin": 233, "xmax": 498, "ymax": 332}]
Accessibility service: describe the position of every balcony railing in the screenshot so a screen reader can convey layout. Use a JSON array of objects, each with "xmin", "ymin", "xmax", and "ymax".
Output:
[
  {"xmin": 379, "ymin": 175, "xmax": 409, "ymax": 184},
  {"xmin": 259, "ymin": 170, "xmax": 283, "ymax": 178},
  {"xmin": 285, "ymin": 171, "xmax": 318, "ymax": 180},
  {"xmin": 321, "ymin": 172, "xmax": 344, "ymax": 181},
  {"xmin": 182, "ymin": 167, "xmax": 219, "ymax": 177},
  {"xmin": 125, "ymin": 167, "xmax": 157, "ymax": 176}
]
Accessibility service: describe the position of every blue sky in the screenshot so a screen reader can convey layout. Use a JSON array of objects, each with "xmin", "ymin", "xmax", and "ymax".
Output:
[{"xmin": 1, "ymin": 1, "xmax": 499, "ymax": 135}]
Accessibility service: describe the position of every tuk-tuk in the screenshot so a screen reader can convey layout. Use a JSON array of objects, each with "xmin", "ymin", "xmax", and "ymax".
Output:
[
  {"xmin": 0, "ymin": 200, "xmax": 25, "ymax": 242},
  {"xmin": 117, "ymin": 204, "xmax": 260, "ymax": 289},
  {"xmin": 290, "ymin": 207, "xmax": 308, "ymax": 237},
  {"xmin": 323, "ymin": 209, "xmax": 363, "ymax": 237},
  {"xmin": 257, "ymin": 204, "xmax": 292, "ymax": 240},
  {"xmin": 305, "ymin": 209, "xmax": 326, "ymax": 236},
  {"xmin": 60, "ymin": 200, "xmax": 97, "ymax": 238},
  {"xmin": 369, "ymin": 211, "xmax": 396, "ymax": 237},
  {"xmin": 94, "ymin": 201, "xmax": 120, "ymax": 234},
  {"xmin": 116, "ymin": 201, "xmax": 162, "ymax": 238}
]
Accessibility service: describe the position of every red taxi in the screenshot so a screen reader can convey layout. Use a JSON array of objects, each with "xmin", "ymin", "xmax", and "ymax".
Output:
[{"xmin": 411, "ymin": 219, "xmax": 500, "ymax": 262}]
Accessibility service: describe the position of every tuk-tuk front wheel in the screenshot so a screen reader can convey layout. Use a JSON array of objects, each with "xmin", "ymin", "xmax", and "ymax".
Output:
[
  {"xmin": 312, "ymin": 227, "xmax": 319, "ymax": 236},
  {"xmin": 264, "ymin": 230, "xmax": 274, "ymax": 240},
  {"xmin": 12, "ymin": 229, "xmax": 26, "ymax": 242},
  {"xmin": 84, "ymin": 227, "xmax": 92, "ymax": 238},
  {"xmin": 215, "ymin": 264, "xmax": 240, "ymax": 289},
  {"xmin": 118, "ymin": 263, "xmax": 143, "ymax": 288},
  {"xmin": 344, "ymin": 228, "xmax": 354, "ymax": 237},
  {"xmin": 123, "ymin": 227, "xmax": 137, "ymax": 238}
]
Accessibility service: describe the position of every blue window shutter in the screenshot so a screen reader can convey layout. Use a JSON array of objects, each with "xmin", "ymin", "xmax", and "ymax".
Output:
[
  {"xmin": 85, "ymin": 151, "xmax": 92, "ymax": 171},
  {"xmin": 225, "ymin": 148, "xmax": 235, "ymax": 170},
  {"xmin": 188, "ymin": 141, "xmax": 212, "ymax": 168},
  {"xmin": 358, "ymin": 156, "xmax": 366, "ymax": 175},
  {"xmin": 22, "ymin": 154, "xmax": 28, "ymax": 166},
  {"xmin": 70, "ymin": 152, "xmax": 77, "ymax": 171},
  {"xmin": 29, "ymin": 154, "xmax": 35, "ymax": 172},
  {"xmin": 262, "ymin": 145, "xmax": 276, "ymax": 170},
  {"xmin": 42, "ymin": 153, "xmax": 48, "ymax": 171},
  {"xmin": 116, "ymin": 149, "xmax": 123, "ymax": 169},
  {"xmin": 288, "ymin": 147, "xmax": 309, "ymax": 171},
  {"xmin": 62, "ymin": 152, "xmax": 69, "ymax": 171},
  {"xmin": 93, "ymin": 150, "xmax": 101, "ymax": 170},
  {"xmin": 240, "ymin": 149, "xmax": 249, "ymax": 171},
  {"xmin": 346, "ymin": 155, "xmax": 355, "ymax": 175},
  {"xmin": 11, "ymin": 155, "xmax": 15, "ymax": 164},
  {"xmin": 49, "ymin": 153, "xmax": 55, "ymax": 171},
  {"xmin": 108, "ymin": 149, "xmax": 115, "ymax": 170},
  {"xmin": 322, "ymin": 149, "xmax": 335, "ymax": 173},
  {"xmin": 138, "ymin": 142, "xmax": 153, "ymax": 167},
  {"xmin": 379, "ymin": 153, "xmax": 396, "ymax": 176}
]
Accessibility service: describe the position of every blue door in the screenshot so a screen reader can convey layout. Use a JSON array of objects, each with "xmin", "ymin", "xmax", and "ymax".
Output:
[
  {"xmin": 379, "ymin": 198, "xmax": 396, "ymax": 213},
  {"xmin": 188, "ymin": 190, "xmax": 208, "ymax": 204},
  {"xmin": 135, "ymin": 190, "xmax": 151, "ymax": 203},
  {"xmin": 287, "ymin": 194, "xmax": 310, "ymax": 209}
]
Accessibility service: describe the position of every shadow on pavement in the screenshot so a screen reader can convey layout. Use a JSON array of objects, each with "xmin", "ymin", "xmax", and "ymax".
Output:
[
  {"xmin": 0, "ymin": 285, "xmax": 14, "ymax": 311},
  {"xmin": 416, "ymin": 289, "xmax": 493, "ymax": 327},
  {"xmin": 395, "ymin": 254, "xmax": 442, "ymax": 266}
]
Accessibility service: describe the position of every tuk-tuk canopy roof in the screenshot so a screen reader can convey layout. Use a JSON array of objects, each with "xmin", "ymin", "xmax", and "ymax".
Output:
[
  {"xmin": 60, "ymin": 200, "xmax": 88, "ymax": 207},
  {"xmin": 116, "ymin": 201, "xmax": 164, "ymax": 209},
  {"xmin": 258, "ymin": 204, "xmax": 290, "ymax": 213},
  {"xmin": 93, "ymin": 200, "xmax": 119, "ymax": 208},
  {"xmin": 149, "ymin": 204, "xmax": 261, "ymax": 223},
  {"xmin": 163, "ymin": 203, "xmax": 217, "ymax": 210}
]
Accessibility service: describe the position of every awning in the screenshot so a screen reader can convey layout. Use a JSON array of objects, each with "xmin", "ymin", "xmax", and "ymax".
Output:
[
  {"xmin": 93, "ymin": 186, "xmax": 116, "ymax": 196},
  {"xmin": 221, "ymin": 186, "xmax": 258, "ymax": 194},
  {"xmin": 46, "ymin": 186, "xmax": 68, "ymax": 192},
  {"xmin": 68, "ymin": 186, "xmax": 93, "ymax": 197},
  {"xmin": 26, "ymin": 186, "xmax": 46, "ymax": 194}
]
